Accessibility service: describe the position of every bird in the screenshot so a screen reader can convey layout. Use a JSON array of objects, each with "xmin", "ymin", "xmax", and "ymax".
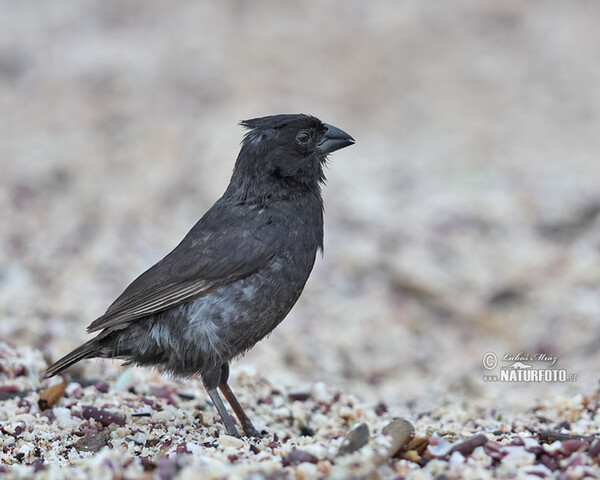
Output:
[{"xmin": 44, "ymin": 113, "xmax": 355, "ymax": 438}]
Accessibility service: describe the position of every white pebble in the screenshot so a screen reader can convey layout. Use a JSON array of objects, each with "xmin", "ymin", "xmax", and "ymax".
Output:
[
  {"xmin": 500, "ymin": 447, "xmax": 535, "ymax": 466},
  {"xmin": 153, "ymin": 410, "xmax": 175, "ymax": 422},
  {"xmin": 219, "ymin": 434, "xmax": 245, "ymax": 448}
]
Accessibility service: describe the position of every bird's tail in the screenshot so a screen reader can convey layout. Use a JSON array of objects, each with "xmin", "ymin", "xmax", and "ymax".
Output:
[{"xmin": 44, "ymin": 338, "xmax": 100, "ymax": 378}]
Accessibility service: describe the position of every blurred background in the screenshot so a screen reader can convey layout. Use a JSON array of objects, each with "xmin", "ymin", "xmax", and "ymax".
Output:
[{"xmin": 1, "ymin": 0, "xmax": 600, "ymax": 410}]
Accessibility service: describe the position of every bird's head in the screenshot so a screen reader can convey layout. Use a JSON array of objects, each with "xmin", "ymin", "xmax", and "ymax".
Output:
[{"xmin": 228, "ymin": 114, "xmax": 354, "ymax": 200}]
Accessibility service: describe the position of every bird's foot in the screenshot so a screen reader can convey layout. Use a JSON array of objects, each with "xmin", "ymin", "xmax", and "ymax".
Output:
[
  {"xmin": 222, "ymin": 423, "xmax": 242, "ymax": 438},
  {"xmin": 242, "ymin": 421, "xmax": 264, "ymax": 438}
]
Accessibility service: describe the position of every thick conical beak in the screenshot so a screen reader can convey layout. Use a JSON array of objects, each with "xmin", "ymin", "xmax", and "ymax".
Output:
[{"xmin": 317, "ymin": 123, "xmax": 355, "ymax": 155}]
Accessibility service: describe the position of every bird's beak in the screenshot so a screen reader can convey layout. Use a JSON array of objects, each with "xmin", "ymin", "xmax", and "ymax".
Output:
[{"xmin": 317, "ymin": 123, "xmax": 355, "ymax": 155}]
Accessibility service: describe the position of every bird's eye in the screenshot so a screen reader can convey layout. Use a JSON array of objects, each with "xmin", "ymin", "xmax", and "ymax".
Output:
[{"xmin": 296, "ymin": 131, "xmax": 310, "ymax": 144}]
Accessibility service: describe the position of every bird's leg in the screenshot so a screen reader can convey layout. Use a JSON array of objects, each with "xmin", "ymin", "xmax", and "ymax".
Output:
[
  {"xmin": 206, "ymin": 387, "xmax": 240, "ymax": 438},
  {"xmin": 218, "ymin": 363, "xmax": 263, "ymax": 438},
  {"xmin": 219, "ymin": 382, "xmax": 262, "ymax": 438}
]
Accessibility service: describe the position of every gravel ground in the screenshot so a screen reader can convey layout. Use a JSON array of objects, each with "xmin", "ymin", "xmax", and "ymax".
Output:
[
  {"xmin": 2, "ymin": 1, "xmax": 600, "ymax": 478},
  {"xmin": 3, "ymin": 342, "xmax": 600, "ymax": 479}
]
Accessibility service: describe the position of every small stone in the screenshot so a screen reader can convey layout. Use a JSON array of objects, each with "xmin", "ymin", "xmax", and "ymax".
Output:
[
  {"xmin": 588, "ymin": 439, "xmax": 600, "ymax": 458},
  {"xmin": 374, "ymin": 402, "xmax": 388, "ymax": 417},
  {"xmin": 299, "ymin": 425, "xmax": 315, "ymax": 437},
  {"xmin": 38, "ymin": 381, "xmax": 67, "ymax": 410},
  {"xmin": 539, "ymin": 454, "xmax": 558, "ymax": 471},
  {"xmin": 288, "ymin": 392, "xmax": 311, "ymax": 402},
  {"xmin": 0, "ymin": 385, "xmax": 20, "ymax": 395},
  {"xmin": 283, "ymin": 447, "xmax": 318, "ymax": 466},
  {"xmin": 338, "ymin": 422, "xmax": 370, "ymax": 455},
  {"xmin": 381, "ymin": 418, "xmax": 415, "ymax": 458},
  {"xmin": 94, "ymin": 381, "xmax": 110, "ymax": 393},
  {"xmin": 73, "ymin": 430, "xmax": 110, "ymax": 452},
  {"xmin": 448, "ymin": 434, "xmax": 488, "ymax": 456},
  {"xmin": 32, "ymin": 459, "xmax": 44, "ymax": 472},
  {"xmin": 561, "ymin": 439, "xmax": 586, "ymax": 456},
  {"xmin": 401, "ymin": 449, "xmax": 420, "ymax": 463},
  {"xmin": 403, "ymin": 436, "xmax": 429, "ymax": 456},
  {"xmin": 113, "ymin": 369, "xmax": 135, "ymax": 392},
  {"xmin": 483, "ymin": 441, "xmax": 507, "ymax": 462},
  {"xmin": 81, "ymin": 406, "xmax": 126, "ymax": 427},
  {"xmin": 427, "ymin": 434, "xmax": 455, "ymax": 457},
  {"xmin": 219, "ymin": 435, "xmax": 245, "ymax": 448}
]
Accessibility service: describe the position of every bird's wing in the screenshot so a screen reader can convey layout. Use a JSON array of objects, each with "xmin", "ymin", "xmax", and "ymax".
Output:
[{"xmin": 87, "ymin": 205, "xmax": 279, "ymax": 333}]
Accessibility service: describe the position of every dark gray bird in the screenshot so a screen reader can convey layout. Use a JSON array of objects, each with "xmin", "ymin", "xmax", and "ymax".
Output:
[{"xmin": 44, "ymin": 114, "xmax": 354, "ymax": 438}]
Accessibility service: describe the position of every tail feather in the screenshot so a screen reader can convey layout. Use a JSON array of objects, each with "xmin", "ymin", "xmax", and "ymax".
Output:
[{"xmin": 44, "ymin": 339, "xmax": 100, "ymax": 378}]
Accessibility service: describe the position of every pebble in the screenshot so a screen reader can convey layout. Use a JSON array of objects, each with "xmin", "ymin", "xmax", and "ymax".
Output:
[
  {"xmin": 37, "ymin": 380, "xmax": 68, "ymax": 410},
  {"xmin": 381, "ymin": 418, "xmax": 415, "ymax": 458},
  {"xmin": 427, "ymin": 434, "xmax": 454, "ymax": 457},
  {"xmin": 81, "ymin": 406, "xmax": 126, "ymax": 427},
  {"xmin": 338, "ymin": 422, "xmax": 370, "ymax": 455},
  {"xmin": 74, "ymin": 431, "xmax": 110, "ymax": 452},
  {"xmin": 218, "ymin": 435, "xmax": 245, "ymax": 449},
  {"xmin": 283, "ymin": 447, "xmax": 318, "ymax": 466},
  {"xmin": 3, "ymin": 342, "xmax": 600, "ymax": 479}
]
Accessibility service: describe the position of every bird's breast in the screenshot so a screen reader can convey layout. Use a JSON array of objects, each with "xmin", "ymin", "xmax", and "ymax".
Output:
[{"xmin": 183, "ymin": 250, "xmax": 316, "ymax": 361}]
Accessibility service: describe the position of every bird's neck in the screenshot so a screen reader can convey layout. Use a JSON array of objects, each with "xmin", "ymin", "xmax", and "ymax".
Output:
[{"xmin": 225, "ymin": 176, "xmax": 323, "ymax": 208}]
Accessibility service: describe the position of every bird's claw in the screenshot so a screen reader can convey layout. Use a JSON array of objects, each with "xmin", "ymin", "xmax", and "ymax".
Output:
[{"xmin": 242, "ymin": 423, "xmax": 264, "ymax": 439}]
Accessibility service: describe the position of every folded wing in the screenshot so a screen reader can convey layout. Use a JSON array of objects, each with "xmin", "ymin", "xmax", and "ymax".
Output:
[{"xmin": 87, "ymin": 204, "xmax": 279, "ymax": 332}]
